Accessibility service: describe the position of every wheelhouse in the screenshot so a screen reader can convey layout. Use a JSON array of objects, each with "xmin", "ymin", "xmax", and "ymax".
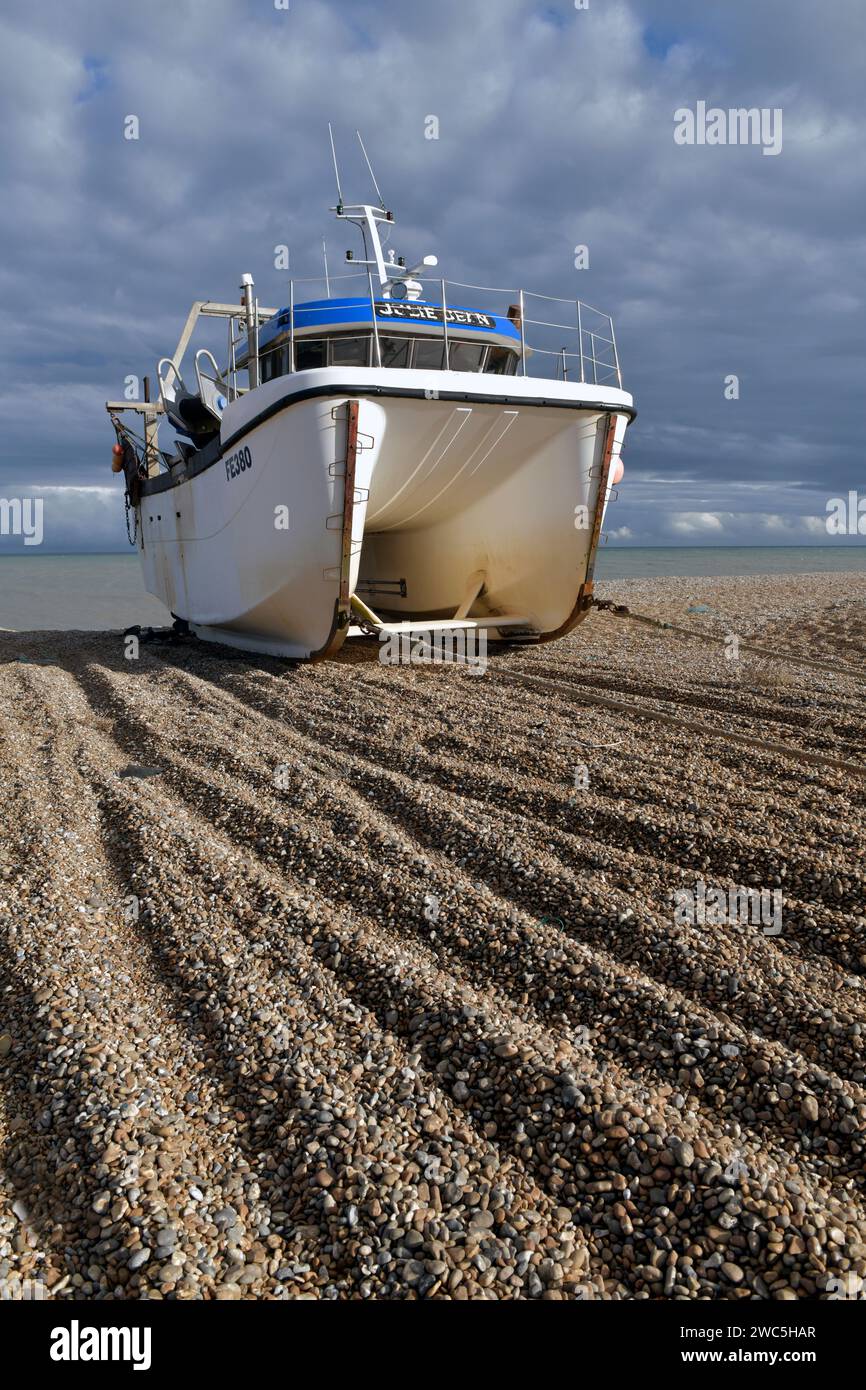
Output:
[{"xmin": 245, "ymin": 295, "xmax": 524, "ymax": 382}]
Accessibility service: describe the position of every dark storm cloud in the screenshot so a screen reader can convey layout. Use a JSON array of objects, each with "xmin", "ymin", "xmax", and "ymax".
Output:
[{"xmin": 0, "ymin": 0, "xmax": 863, "ymax": 550}]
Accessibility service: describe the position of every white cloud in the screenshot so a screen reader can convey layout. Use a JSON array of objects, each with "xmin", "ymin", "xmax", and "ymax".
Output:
[
  {"xmin": 0, "ymin": 0, "xmax": 863, "ymax": 550},
  {"xmin": 0, "ymin": 484, "xmax": 126, "ymax": 552},
  {"xmin": 669, "ymin": 512, "xmax": 726, "ymax": 534}
]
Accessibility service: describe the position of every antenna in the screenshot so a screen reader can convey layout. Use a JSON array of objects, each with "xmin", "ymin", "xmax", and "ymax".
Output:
[
  {"xmin": 322, "ymin": 239, "xmax": 331, "ymax": 298},
  {"xmin": 328, "ymin": 123, "xmax": 344, "ymax": 206},
  {"xmin": 356, "ymin": 129, "xmax": 385, "ymax": 210}
]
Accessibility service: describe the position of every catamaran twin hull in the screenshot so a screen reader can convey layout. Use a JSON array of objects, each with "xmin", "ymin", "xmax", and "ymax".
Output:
[{"xmin": 136, "ymin": 366, "xmax": 635, "ymax": 660}]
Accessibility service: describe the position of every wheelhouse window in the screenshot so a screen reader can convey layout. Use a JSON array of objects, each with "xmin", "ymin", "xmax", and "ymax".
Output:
[
  {"xmin": 411, "ymin": 337, "xmax": 493, "ymax": 371},
  {"xmin": 412, "ymin": 338, "xmax": 445, "ymax": 370},
  {"xmin": 277, "ymin": 330, "xmax": 517, "ymax": 376},
  {"xmin": 447, "ymin": 341, "xmax": 485, "ymax": 373},
  {"xmin": 329, "ymin": 335, "xmax": 370, "ymax": 366},
  {"xmin": 295, "ymin": 339, "xmax": 327, "ymax": 371},
  {"xmin": 260, "ymin": 347, "xmax": 281, "ymax": 382},
  {"xmin": 379, "ymin": 336, "xmax": 411, "ymax": 368},
  {"xmin": 485, "ymin": 346, "xmax": 518, "ymax": 375}
]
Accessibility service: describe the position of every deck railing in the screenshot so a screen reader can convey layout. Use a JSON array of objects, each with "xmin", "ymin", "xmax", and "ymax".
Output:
[{"xmin": 252, "ymin": 272, "xmax": 623, "ymax": 389}]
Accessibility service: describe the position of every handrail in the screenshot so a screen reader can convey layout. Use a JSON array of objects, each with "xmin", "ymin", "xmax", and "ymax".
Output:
[
  {"xmin": 227, "ymin": 316, "xmax": 237, "ymax": 401},
  {"xmin": 569, "ymin": 298, "xmax": 614, "ymax": 318},
  {"xmin": 247, "ymin": 277, "xmax": 624, "ymax": 388},
  {"xmin": 432, "ymin": 277, "xmax": 520, "ymax": 296},
  {"xmin": 368, "ymin": 270, "xmax": 382, "ymax": 366},
  {"xmin": 524, "ymin": 313, "xmax": 614, "ymax": 340},
  {"xmin": 609, "ymin": 315, "xmax": 622, "ymax": 389},
  {"xmin": 414, "ymin": 280, "xmax": 615, "ymax": 318},
  {"xmin": 289, "ymin": 280, "xmax": 295, "ymax": 372},
  {"xmin": 576, "ymin": 301, "xmax": 585, "ymax": 383},
  {"xmin": 194, "ymin": 348, "xmax": 225, "ymax": 400},
  {"xmin": 156, "ymin": 356, "xmax": 183, "ymax": 410},
  {"xmin": 518, "ymin": 289, "xmax": 527, "ymax": 377},
  {"xmin": 526, "ymin": 288, "xmax": 596, "ymax": 307},
  {"xmin": 285, "ymin": 271, "xmax": 371, "ymax": 287}
]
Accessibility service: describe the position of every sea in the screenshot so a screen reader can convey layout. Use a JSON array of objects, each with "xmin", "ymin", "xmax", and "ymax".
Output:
[{"xmin": 1, "ymin": 547, "xmax": 865, "ymax": 632}]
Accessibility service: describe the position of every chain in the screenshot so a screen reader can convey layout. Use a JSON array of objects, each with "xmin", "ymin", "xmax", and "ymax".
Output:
[{"xmin": 124, "ymin": 488, "xmax": 138, "ymax": 547}]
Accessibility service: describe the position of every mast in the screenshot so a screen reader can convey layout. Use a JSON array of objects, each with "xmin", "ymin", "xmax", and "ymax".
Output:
[
  {"xmin": 328, "ymin": 127, "xmax": 437, "ymax": 300},
  {"xmin": 240, "ymin": 273, "xmax": 259, "ymax": 387}
]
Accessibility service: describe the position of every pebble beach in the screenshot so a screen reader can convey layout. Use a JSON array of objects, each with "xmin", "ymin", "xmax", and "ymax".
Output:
[{"xmin": 0, "ymin": 571, "xmax": 864, "ymax": 1301}]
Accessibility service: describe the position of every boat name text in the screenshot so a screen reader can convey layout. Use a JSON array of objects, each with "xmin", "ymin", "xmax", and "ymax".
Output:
[
  {"xmin": 225, "ymin": 446, "xmax": 253, "ymax": 481},
  {"xmin": 375, "ymin": 303, "xmax": 496, "ymax": 329}
]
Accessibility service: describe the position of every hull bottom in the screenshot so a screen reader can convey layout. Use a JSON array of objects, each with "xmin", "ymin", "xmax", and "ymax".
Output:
[{"xmin": 190, "ymin": 623, "xmax": 319, "ymax": 660}]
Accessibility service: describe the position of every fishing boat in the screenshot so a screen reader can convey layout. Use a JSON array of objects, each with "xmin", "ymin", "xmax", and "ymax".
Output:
[{"xmin": 107, "ymin": 132, "xmax": 635, "ymax": 660}]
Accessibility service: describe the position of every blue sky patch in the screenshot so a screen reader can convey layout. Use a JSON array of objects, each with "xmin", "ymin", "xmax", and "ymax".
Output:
[
  {"xmin": 76, "ymin": 55, "xmax": 109, "ymax": 104},
  {"xmin": 642, "ymin": 26, "xmax": 679, "ymax": 60}
]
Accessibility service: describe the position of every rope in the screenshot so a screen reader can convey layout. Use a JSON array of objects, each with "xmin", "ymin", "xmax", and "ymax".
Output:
[
  {"xmin": 109, "ymin": 412, "xmax": 174, "ymax": 474},
  {"xmin": 380, "ymin": 618, "xmax": 865, "ymax": 776},
  {"xmin": 492, "ymin": 664, "xmax": 866, "ymax": 779},
  {"xmin": 110, "ymin": 412, "xmax": 146, "ymax": 546},
  {"xmin": 358, "ymin": 617, "xmax": 865, "ymax": 778},
  {"xmin": 109, "ymin": 411, "xmax": 148, "ymax": 458},
  {"xmin": 590, "ymin": 599, "xmax": 866, "ymax": 682},
  {"xmin": 488, "ymin": 597, "xmax": 866, "ymax": 777}
]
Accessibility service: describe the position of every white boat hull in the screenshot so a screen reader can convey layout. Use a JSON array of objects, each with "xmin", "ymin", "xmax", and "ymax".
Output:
[{"xmin": 135, "ymin": 367, "xmax": 634, "ymax": 659}]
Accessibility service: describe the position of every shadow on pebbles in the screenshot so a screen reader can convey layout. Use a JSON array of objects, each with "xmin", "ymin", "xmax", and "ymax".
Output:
[{"xmin": 0, "ymin": 573, "xmax": 864, "ymax": 1300}]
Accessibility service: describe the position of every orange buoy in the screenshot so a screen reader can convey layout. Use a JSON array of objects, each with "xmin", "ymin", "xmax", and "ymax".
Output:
[
  {"xmin": 611, "ymin": 458, "xmax": 625, "ymax": 486},
  {"xmin": 111, "ymin": 443, "xmax": 124, "ymax": 473}
]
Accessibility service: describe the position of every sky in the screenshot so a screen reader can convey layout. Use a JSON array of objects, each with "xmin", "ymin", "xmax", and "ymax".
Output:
[{"xmin": 0, "ymin": 0, "xmax": 864, "ymax": 552}]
